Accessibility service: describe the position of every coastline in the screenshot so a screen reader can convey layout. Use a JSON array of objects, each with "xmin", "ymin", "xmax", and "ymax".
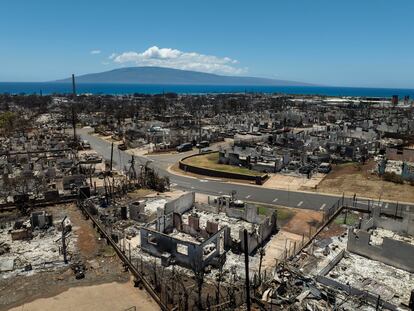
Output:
[{"xmin": 1, "ymin": 82, "xmax": 414, "ymax": 97}]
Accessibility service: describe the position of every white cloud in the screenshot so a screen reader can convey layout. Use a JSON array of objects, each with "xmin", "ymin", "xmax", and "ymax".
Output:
[
  {"xmin": 90, "ymin": 50, "xmax": 101, "ymax": 55},
  {"xmin": 109, "ymin": 46, "xmax": 246, "ymax": 75}
]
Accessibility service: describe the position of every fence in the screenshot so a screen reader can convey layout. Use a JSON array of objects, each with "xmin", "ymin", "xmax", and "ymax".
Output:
[
  {"xmin": 270, "ymin": 194, "xmax": 348, "ymax": 272},
  {"xmin": 274, "ymin": 193, "xmax": 412, "ymax": 271},
  {"xmin": 77, "ymin": 199, "xmax": 170, "ymax": 311}
]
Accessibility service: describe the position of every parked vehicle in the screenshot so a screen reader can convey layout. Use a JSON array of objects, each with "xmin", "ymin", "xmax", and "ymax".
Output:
[
  {"xmin": 81, "ymin": 140, "xmax": 91, "ymax": 149},
  {"xmin": 318, "ymin": 162, "xmax": 332, "ymax": 173},
  {"xmin": 200, "ymin": 148, "xmax": 212, "ymax": 153},
  {"xmin": 196, "ymin": 140, "xmax": 210, "ymax": 149},
  {"xmin": 176, "ymin": 143, "xmax": 193, "ymax": 152}
]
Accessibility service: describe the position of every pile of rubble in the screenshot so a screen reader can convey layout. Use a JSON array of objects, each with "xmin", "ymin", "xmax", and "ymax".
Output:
[
  {"xmin": 261, "ymin": 264, "xmax": 334, "ymax": 310},
  {"xmin": 0, "ymin": 241, "xmax": 10, "ymax": 255},
  {"xmin": 0, "ymin": 212, "xmax": 76, "ymax": 278}
]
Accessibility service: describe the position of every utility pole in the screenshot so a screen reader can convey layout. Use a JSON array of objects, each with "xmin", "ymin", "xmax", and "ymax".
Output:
[
  {"xmin": 61, "ymin": 216, "xmax": 69, "ymax": 264},
  {"xmin": 243, "ymin": 229, "xmax": 251, "ymax": 311},
  {"xmin": 110, "ymin": 142, "xmax": 114, "ymax": 171},
  {"xmin": 128, "ymin": 155, "xmax": 137, "ymax": 180},
  {"xmin": 198, "ymin": 112, "xmax": 202, "ymax": 154},
  {"xmin": 408, "ymin": 289, "xmax": 414, "ymax": 310},
  {"xmin": 71, "ymin": 74, "xmax": 77, "ymax": 142}
]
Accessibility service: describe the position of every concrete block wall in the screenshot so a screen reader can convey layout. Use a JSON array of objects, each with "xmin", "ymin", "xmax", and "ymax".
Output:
[
  {"xmin": 245, "ymin": 204, "xmax": 260, "ymax": 223},
  {"xmin": 140, "ymin": 226, "xmax": 227, "ymax": 270},
  {"xmin": 225, "ymin": 207, "xmax": 244, "ymax": 219},
  {"xmin": 129, "ymin": 201, "xmax": 145, "ymax": 221},
  {"xmin": 360, "ymin": 217, "xmax": 374, "ymax": 231},
  {"xmin": 239, "ymin": 229, "xmax": 259, "ymax": 254},
  {"xmin": 347, "ymin": 228, "xmax": 414, "ymax": 272},
  {"xmin": 164, "ymin": 192, "xmax": 195, "ymax": 215},
  {"xmin": 224, "ymin": 204, "xmax": 262, "ymax": 224},
  {"xmin": 156, "ymin": 213, "xmax": 174, "ymax": 233},
  {"xmin": 195, "ymin": 202, "xmax": 220, "ymax": 214},
  {"xmin": 239, "ymin": 211, "xmax": 277, "ymax": 254},
  {"xmin": 140, "ymin": 228, "xmax": 203, "ymax": 269},
  {"xmin": 259, "ymin": 213, "xmax": 277, "ymax": 241},
  {"xmin": 206, "ymin": 221, "xmax": 218, "ymax": 234},
  {"xmin": 206, "ymin": 195, "xmax": 230, "ymax": 209},
  {"xmin": 200, "ymin": 229, "xmax": 224, "ymax": 263},
  {"xmin": 370, "ymin": 207, "xmax": 414, "ymax": 236}
]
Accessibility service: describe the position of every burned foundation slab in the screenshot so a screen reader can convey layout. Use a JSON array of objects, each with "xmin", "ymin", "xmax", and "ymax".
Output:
[
  {"xmin": 316, "ymin": 249, "xmax": 414, "ymax": 310},
  {"xmin": 348, "ymin": 206, "xmax": 414, "ymax": 273},
  {"xmin": 347, "ymin": 228, "xmax": 414, "ymax": 273}
]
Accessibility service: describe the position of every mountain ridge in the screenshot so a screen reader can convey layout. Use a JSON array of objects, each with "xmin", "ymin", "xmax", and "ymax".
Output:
[{"xmin": 54, "ymin": 66, "xmax": 314, "ymax": 86}]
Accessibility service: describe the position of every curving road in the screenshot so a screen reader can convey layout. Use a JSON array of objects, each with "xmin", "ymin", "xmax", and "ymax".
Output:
[{"xmin": 79, "ymin": 128, "xmax": 414, "ymax": 214}]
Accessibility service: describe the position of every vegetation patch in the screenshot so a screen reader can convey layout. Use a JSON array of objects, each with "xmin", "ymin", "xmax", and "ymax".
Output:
[
  {"xmin": 256, "ymin": 204, "xmax": 296, "ymax": 227},
  {"xmin": 182, "ymin": 152, "xmax": 262, "ymax": 177},
  {"xmin": 334, "ymin": 211, "xmax": 360, "ymax": 226},
  {"xmin": 316, "ymin": 160, "xmax": 414, "ymax": 203},
  {"xmin": 383, "ymin": 172, "xmax": 404, "ymax": 184}
]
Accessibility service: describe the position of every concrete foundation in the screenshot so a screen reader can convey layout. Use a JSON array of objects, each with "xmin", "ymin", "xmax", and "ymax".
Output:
[{"xmin": 347, "ymin": 228, "xmax": 414, "ymax": 272}]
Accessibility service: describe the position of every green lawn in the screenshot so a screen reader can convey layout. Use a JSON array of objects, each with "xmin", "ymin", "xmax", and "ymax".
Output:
[
  {"xmin": 334, "ymin": 211, "xmax": 360, "ymax": 225},
  {"xmin": 182, "ymin": 152, "xmax": 263, "ymax": 177},
  {"xmin": 257, "ymin": 205, "xmax": 269, "ymax": 215},
  {"xmin": 256, "ymin": 204, "xmax": 296, "ymax": 227}
]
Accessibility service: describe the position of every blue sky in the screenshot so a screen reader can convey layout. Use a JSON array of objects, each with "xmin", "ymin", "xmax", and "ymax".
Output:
[{"xmin": 1, "ymin": 0, "xmax": 413, "ymax": 88}]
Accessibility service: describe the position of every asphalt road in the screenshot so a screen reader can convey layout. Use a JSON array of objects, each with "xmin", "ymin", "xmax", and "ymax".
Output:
[{"xmin": 79, "ymin": 128, "xmax": 414, "ymax": 215}]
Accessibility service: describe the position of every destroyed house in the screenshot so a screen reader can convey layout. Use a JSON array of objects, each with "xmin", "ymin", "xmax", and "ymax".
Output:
[
  {"xmin": 140, "ymin": 192, "xmax": 230, "ymax": 270},
  {"xmin": 140, "ymin": 192, "xmax": 277, "ymax": 271}
]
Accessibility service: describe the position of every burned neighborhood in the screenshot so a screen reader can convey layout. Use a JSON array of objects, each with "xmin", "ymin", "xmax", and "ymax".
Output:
[{"xmin": 0, "ymin": 89, "xmax": 413, "ymax": 311}]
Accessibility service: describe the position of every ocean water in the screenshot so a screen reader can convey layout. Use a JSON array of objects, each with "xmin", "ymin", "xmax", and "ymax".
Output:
[{"xmin": 0, "ymin": 82, "xmax": 413, "ymax": 98}]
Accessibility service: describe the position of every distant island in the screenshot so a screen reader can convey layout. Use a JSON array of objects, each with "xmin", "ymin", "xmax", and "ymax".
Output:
[{"xmin": 55, "ymin": 66, "xmax": 313, "ymax": 86}]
